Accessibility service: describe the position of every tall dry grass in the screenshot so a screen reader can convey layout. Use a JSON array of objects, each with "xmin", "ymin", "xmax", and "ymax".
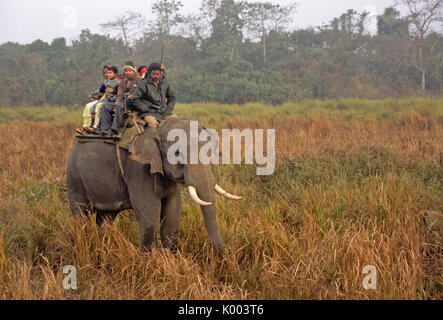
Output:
[{"xmin": 0, "ymin": 99, "xmax": 441, "ymax": 299}]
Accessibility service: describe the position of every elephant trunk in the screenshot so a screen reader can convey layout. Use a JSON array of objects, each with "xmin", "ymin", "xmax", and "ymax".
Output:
[
  {"xmin": 200, "ymin": 200, "xmax": 225, "ymax": 251},
  {"xmin": 184, "ymin": 165, "xmax": 226, "ymax": 252}
]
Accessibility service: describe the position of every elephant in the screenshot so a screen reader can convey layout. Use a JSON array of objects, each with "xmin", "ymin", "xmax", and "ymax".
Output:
[{"xmin": 66, "ymin": 117, "xmax": 242, "ymax": 253}]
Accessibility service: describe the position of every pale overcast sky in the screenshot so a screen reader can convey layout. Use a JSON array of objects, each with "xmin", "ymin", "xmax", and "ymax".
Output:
[{"xmin": 0, "ymin": 0, "xmax": 405, "ymax": 45}]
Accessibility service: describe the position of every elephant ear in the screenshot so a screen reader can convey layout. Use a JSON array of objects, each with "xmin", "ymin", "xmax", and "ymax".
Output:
[{"xmin": 129, "ymin": 127, "xmax": 163, "ymax": 175}]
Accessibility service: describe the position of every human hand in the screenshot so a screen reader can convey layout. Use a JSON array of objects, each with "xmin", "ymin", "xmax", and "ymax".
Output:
[{"xmin": 144, "ymin": 115, "xmax": 159, "ymax": 128}]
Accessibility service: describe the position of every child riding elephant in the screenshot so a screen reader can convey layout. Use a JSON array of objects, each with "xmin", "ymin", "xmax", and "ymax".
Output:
[{"xmin": 75, "ymin": 64, "xmax": 112, "ymax": 135}]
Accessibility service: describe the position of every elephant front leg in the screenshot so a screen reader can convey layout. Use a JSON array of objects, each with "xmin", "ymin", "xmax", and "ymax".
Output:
[
  {"xmin": 134, "ymin": 203, "xmax": 162, "ymax": 251},
  {"xmin": 160, "ymin": 185, "xmax": 182, "ymax": 251}
]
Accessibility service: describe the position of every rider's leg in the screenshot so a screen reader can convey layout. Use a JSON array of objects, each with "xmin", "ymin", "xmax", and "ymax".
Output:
[
  {"xmin": 111, "ymin": 102, "xmax": 125, "ymax": 133},
  {"xmin": 99, "ymin": 102, "xmax": 115, "ymax": 131}
]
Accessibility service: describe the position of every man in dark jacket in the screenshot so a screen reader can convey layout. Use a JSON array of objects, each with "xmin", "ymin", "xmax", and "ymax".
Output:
[{"xmin": 130, "ymin": 63, "xmax": 176, "ymax": 128}]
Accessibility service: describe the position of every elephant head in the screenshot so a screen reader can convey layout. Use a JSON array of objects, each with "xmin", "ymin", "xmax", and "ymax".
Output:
[{"xmin": 129, "ymin": 117, "xmax": 242, "ymax": 252}]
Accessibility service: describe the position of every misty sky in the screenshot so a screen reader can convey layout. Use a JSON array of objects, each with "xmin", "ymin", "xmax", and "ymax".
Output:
[{"xmin": 0, "ymin": 0, "xmax": 405, "ymax": 45}]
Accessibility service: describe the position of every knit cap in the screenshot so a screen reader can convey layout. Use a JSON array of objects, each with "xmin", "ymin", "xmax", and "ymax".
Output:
[{"xmin": 123, "ymin": 60, "xmax": 137, "ymax": 73}]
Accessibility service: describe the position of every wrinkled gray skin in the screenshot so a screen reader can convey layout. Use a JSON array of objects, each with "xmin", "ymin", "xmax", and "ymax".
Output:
[{"xmin": 67, "ymin": 118, "xmax": 226, "ymax": 253}]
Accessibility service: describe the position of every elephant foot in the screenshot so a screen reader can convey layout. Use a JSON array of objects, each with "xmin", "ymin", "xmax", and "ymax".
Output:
[
  {"xmin": 162, "ymin": 242, "xmax": 178, "ymax": 254},
  {"xmin": 140, "ymin": 226, "xmax": 160, "ymax": 251}
]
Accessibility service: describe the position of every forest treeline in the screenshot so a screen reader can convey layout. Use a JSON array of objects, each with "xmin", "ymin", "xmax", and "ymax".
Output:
[{"xmin": 0, "ymin": 0, "xmax": 442, "ymax": 106}]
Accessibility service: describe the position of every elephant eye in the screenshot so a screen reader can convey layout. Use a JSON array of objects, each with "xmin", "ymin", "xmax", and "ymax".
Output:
[{"xmin": 175, "ymin": 151, "xmax": 185, "ymax": 164}]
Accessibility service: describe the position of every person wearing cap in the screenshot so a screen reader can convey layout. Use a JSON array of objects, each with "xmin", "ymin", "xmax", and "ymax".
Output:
[
  {"xmin": 130, "ymin": 62, "xmax": 176, "ymax": 128},
  {"xmin": 100, "ymin": 61, "xmax": 141, "ymax": 135}
]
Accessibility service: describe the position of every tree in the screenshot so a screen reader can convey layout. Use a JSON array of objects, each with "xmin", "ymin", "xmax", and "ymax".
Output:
[
  {"xmin": 209, "ymin": 0, "xmax": 245, "ymax": 60},
  {"xmin": 147, "ymin": 0, "xmax": 184, "ymax": 41},
  {"xmin": 179, "ymin": 14, "xmax": 206, "ymax": 47},
  {"xmin": 377, "ymin": 7, "xmax": 410, "ymax": 36},
  {"xmin": 28, "ymin": 39, "xmax": 50, "ymax": 53},
  {"xmin": 71, "ymin": 29, "xmax": 119, "ymax": 68},
  {"xmin": 244, "ymin": 2, "xmax": 298, "ymax": 62},
  {"xmin": 267, "ymin": 1, "xmax": 298, "ymax": 32},
  {"xmin": 100, "ymin": 11, "xmax": 142, "ymax": 53},
  {"xmin": 330, "ymin": 9, "xmax": 371, "ymax": 35},
  {"xmin": 395, "ymin": 0, "xmax": 443, "ymax": 90},
  {"xmin": 199, "ymin": 0, "xmax": 221, "ymax": 37}
]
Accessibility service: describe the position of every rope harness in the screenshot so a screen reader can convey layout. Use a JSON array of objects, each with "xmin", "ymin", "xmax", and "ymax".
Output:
[
  {"xmin": 115, "ymin": 140, "xmax": 127, "ymax": 184},
  {"xmin": 114, "ymin": 112, "xmax": 145, "ymax": 184}
]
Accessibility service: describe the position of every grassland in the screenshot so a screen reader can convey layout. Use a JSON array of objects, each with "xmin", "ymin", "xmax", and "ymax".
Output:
[{"xmin": 0, "ymin": 97, "xmax": 442, "ymax": 299}]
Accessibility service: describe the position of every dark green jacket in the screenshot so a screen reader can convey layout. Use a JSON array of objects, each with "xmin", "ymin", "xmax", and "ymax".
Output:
[{"xmin": 130, "ymin": 77, "xmax": 176, "ymax": 120}]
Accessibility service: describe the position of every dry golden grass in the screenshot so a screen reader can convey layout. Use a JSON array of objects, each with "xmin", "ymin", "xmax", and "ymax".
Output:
[{"xmin": 0, "ymin": 101, "xmax": 441, "ymax": 299}]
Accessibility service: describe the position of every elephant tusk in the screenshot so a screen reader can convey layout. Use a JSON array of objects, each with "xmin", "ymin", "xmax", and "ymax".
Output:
[
  {"xmin": 188, "ymin": 186, "xmax": 212, "ymax": 206},
  {"xmin": 214, "ymin": 184, "xmax": 243, "ymax": 200}
]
